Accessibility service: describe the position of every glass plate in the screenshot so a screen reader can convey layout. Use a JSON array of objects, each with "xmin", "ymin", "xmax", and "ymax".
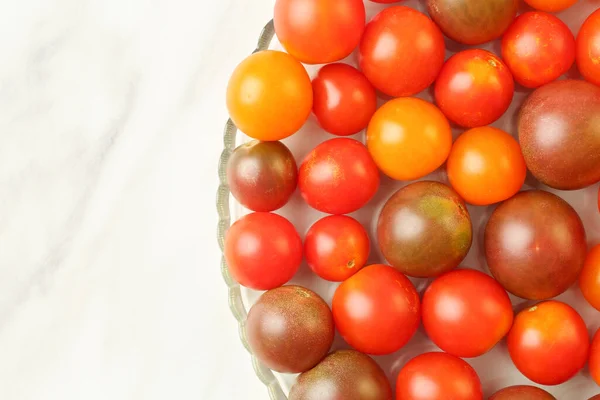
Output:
[{"xmin": 217, "ymin": 2, "xmax": 600, "ymax": 398}]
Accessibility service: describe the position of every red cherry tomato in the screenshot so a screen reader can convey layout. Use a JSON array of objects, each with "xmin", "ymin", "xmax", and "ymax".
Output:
[
  {"xmin": 332, "ymin": 264, "xmax": 420, "ymax": 355},
  {"xmin": 305, "ymin": 215, "xmax": 370, "ymax": 282},
  {"xmin": 578, "ymin": 9, "xmax": 600, "ymax": 87},
  {"xmin": 299, "ymin": 138, "xmax": 380, "ymax": 215},
  {"xmin": 274, "ymin": 0, "xmax": 365, "ymax": 64},
  {"xmin": 422, "ymin": 269, "xmax": 514, "ymax": 358},
  {"xmin": 224, "ymin": 212, "xmax": 302, "ymax": 290},
  {"xmin": 524, "ymin": 0, "xmax": 577, "ymax": 12},
  {"xmin": 312, "ymin": 64, "xmax": 377, "ymax": 136},
  {"xmin": 359, "ymin": 6, "xmax": 445, "ymax": 97},
  {"xmin": 591, "ymin": 328, "xmax": 600, "ymax": 386},
  {"xmin": 434, "ymin": 49, "xmax": 514, "ymax": 128},
  {"xmin": 396, "ymin": 352, "xmax": 483, "ymax": 400},
  {"xmin": 579, "ymin": 244, "xmax": 600, "ymax": 311},
  {"xmin": 507, "ymin": 301, "xmax": 589, "ymax": 385},
  {"xmin": 501, "ymin": 12, "xmax": 575, "ymax": 88}
]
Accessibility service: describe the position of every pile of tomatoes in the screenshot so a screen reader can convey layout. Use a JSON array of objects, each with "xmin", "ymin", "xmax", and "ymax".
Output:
[{"xmin": 224, "ymin": 0, "xmax": 600, "ymax": 399}]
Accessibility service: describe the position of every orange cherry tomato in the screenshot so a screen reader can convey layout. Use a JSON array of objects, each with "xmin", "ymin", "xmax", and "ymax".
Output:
[
  {"xmin": 447, "ymin": 127, "xmax": 526, "ymax": 206},
  {"xmin": 359, "ymin": 6, "xmax": 445, "ymax": 97},
  {"xmin": 312, "ymin": 63, "xmax": 377, "ymax": 136},
  {"xmin": 305, "ymin": 215, "xmax": 370, "ymax": 282},
  {"xmin": 367, "ymin": 98, "xmax": 452, "ymax": 181},
  {"xmin": 501, "ymin": 12, "xmax": 575, "ymax": 88},
  {"xmin": 507, "ymin": 301, "xmax": 589, "ymax": 386},
  {"xmin": 274, "ymin": 0, "xmax": 365, "ymax": 64},
  {"xmin": 591, "ymin": 328, "xmax": 600, "ymax": 386},
  {"xmin": 226, "ymin": 50, "xmax": 312, "ymax": 141},
  {"xmin": 422, "ymin": 269, "xmax": 514, "ymax": 358},
  {"xmin": 579, "ymin": 244, "xmax": 600, "ymax": 311},
  {"xmin": 434, "ymin": 49, "xmax": 514, "ymax": 128},
  {"xmin": 524, "ymin": 0, "xmax": 577, "ymax": 12},
  {"xmin": 577, "ymin": 9, "xmax": 600, "ymax": 87}
]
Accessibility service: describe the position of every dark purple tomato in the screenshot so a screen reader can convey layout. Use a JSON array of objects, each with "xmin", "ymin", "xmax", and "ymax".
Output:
[
  {"xmin": 289, "ymin": 350, "xmax": 392, "ymax": 400},
  {"xmin": 246, "ymin": 286, "xmax": 334, "ymax": 373},
  {"xmin": 519, "ymin": 80, "xmax": 600, "ymax": 190},
  {"xmin": 227, "ymin": 140, "xmax": 297, "ymax": 211},
  {"xmin": 426, "ymin": 0, "xmax": 518, "ymax": 45},
  {"xmin": 489, "ymin": 386, "xmax": 556, "ymax": 400},
  {"xmin": 484, "ymin": 190, "xmax": 587, "ymax": 300},
  {"xmin": 377, "ymin": 181, "xmax": 472, "ymax": 278}
]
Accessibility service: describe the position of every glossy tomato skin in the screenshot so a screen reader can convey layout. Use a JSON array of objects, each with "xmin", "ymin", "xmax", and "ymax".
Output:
[
  {"xmin": 489, "ymin": 385, "xmax": 556, "ymax": 400},
  {"xmin": 577, "ymin": 9, "xmax": 600, "ymax": 86},
  {"xmin": 396, "ymin": 352, "xmax": 483, "ymax": 400},
  {"xmin": 485, "ymin": 190, "xmax": 587, "ymax": 300},
  {"xmin": 226, "ymin": 50, "xmax": 312, "ymax": 141},
  {"xmin": 426, "ymin": 0, "xmax": 518, "ymax": 45},
  {"xmin": 274, "ymin": 0, "xmax": 365, "ymax": 64},
  {"xmin": 580, "ymin": 245, "xmax": 600, "ymax": 311},
  {"xmin": 422, "ymin": 269, "xmax": 513, "ymax": 358},
  {"xmin": 508, "ymin": 301, "xmax": 589, "ymax": 385},
  {"xmin": 367, "ymin": 98, "xmax": 452, "ymax": 181},
  {"xmin": 359, "ymin": 6, "xmax": 445, "ymax": 97},
  {"xmin": 434, "ymin": 49, "xmax": 514, "ymax": 128},
  {"xmin": 332, "ymin": 264, "xmax": 420, "ymax": 355},
  {"xmin": 224, "ymin": 212, "xmax": 302, "ymax": 290},
  {"xmin": 447, "ymin": 127, "xmax": 526, "ymax": 206},
  {"xmin": 312, "ymin": 64, "xmax": 377, "ymax": 136},
  {"xmin": 518, "ymin": 80, "xmax": 600, "ymax": 190},
  {"xmin": 246, "ymin": 286, "xmax": 334, "ymax": 373},
  {"xmin": 525, "ymin": 0, "xmax": 577, "ymax": 12},
  {"xmin": 289, "ymin": 350, "xmax": 392, "ymax": 400},
  {"xmin": 377, "ymin": 181, "xmax": 472, "ymax": 278},
  {"xmin": 305, "ymin": 215, "xmax": 370, "ymax": 282},
  {"xmin": 227, "ymin": 140, "xmax": 297, "ymax": 212},
  {"xmin": 591, "ymin": 328, "xmax": 600, "ymax": 386},
  {"xmin": 501, "ymin": 12, "xmax": 575, "ymax": 88},
  {"xmin": 299, "ymin": 138, "xmax": 379, "ymax": 215}
]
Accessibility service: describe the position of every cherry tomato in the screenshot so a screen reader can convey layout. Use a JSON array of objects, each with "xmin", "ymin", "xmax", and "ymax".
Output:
[
  {"xmin": 598, "ymin": 186, "xmax": 600, "ymax": 212},
  {"xmin": 524, "ymin": 0, "xmax": 577, "ymax": 12},
  {"xmin": 579, "ymin": 244, "xmax": 600, "ymax": 311},
  {"xmin": 591, "ymin": 328, "xmax": 600, "ymax": 386},
  {"xmin": 226, "ymin": 50, "xmax": 312, "ymax": 141},
  {"xmin": 501, "ymin": 12, "xmax": 575, "ymax": 88},
  {"xmin": 224, "ymin": 212, "xmax": 302, "ymax": 290},
  {"xmin": 274, "ymin": 0, "xmax": 365, "ymax": 64},
  {"xmin": 489, "ymin": 386, "xmax": 556, "ymax": 400},
  {"xmin": 396, "ymin": 352, "xmax": 483, "ymax": 400},
  {"xmin": 332, "ymin": 264, "xmax": 420, "ymax": 355},
  {"xmin": 312, "ymin": 64, "xmax": 377, "ymax": 136},
  {"xmin": 299, "ymin": 138, "xmax": 379, "ymax": 215},
  {"xmin": 359, "ymin": 6, "xmax": 445, "ymax": 97},
  {"xmin": 434, "ymin": 49, "xmax": 514, "ymax": 128},
  {"xmin": 367, "ymin": 98, "xmax": 452, "ymax": 181},
  {"xmin": 577, "ymin": 9, "xmax": 600, "ymax": 87},
  {"xmin": 507, "ymin": 301, "xmax": 589, "ymax": 385},
  {"xmin": 447, "ymin": 127, "xmax": 526, "ymax": 206},
  {"xmin": 422, "ymin": 269, "xmax": 514, "ymax": 358},
  {"xmin": 227, "ymin": 140, "xmax": 297, "ymax": 212},
  {"xmin": 305, "ymin": 215, "xmax": 370, "ymax": 282}
]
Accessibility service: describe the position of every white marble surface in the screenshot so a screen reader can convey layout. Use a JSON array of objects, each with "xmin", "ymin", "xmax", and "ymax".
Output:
[{"xmin": 0, "ymin": 0, "xmax": 273, "ymax": 399}]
